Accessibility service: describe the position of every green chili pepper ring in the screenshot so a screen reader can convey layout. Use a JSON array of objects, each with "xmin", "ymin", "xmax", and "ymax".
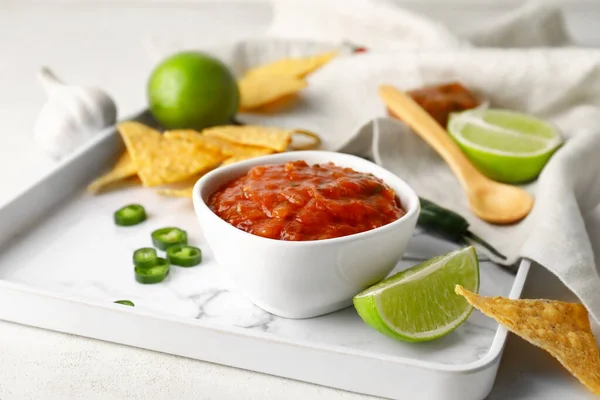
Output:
[
  {"xmin": 114, "ymin": 204, "xmax": 147, "ymax": 226},
  {"xmin": 135, "ymin": 258, "xmax": 170, "ymax": 284},
  {"xmin": 167, "ymin": 244, "xmax": 202, "ymax": 267},
  {"xmin": 133, "ymin": 247, "xmax": 158, "ymax": 268},
  {"xmin": 151, "ymin": 227, "xmax": 188, "ymax": 250}
]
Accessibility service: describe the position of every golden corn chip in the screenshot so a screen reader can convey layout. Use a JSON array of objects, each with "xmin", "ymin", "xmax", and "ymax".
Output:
[
  {"xmin": 289, "ymin": 129, "xmax": 322, "ymax": 151},
  {"xmin": 87, "ymin": 151, "xmax": 137, "ymax": 193},
  {"xmin": 227, "ymin": 146, "xmax": 274, "ymax": 158},
  {"xmin": 164, "ymin": 130, "xmax": 274, "ymax": 158},
  {"xmin": 203, "ymin": 125, "xmax": 293, "ymax": 152},
  {"xmin": 163, "ymin": 130, "xmax": 225, "ymax": 153},
  {"xmin": 155, "ymin": 171, "xmax": 209, "ymax": 198},
  {"xmin": 238, "ymin": 74, "xmax": 307, "ymax": 111},
  {"xmin": 156, "ymin": 187, "xmax": 194, "ymax": 198},
  {"xmin": 118, "ymin": 121, "xmax": 224, "ymax": 187},
  {"xmin": 220, "ymin": 155, "xmax": 269, "ymax": 166},
  {"xmin": 455, "ymin": 285, "xmax": 600, "ymax": 395},
  {"xmin": 249, "ymin": 94, "xmax": 299, "ymax": 114},
  {"xmin": 221, "ymin": 156, "xmax": 243, "ymax": 166},
  {"xmin": 245, "ymin": 51, "xmax": 338, "ymax": 79}
]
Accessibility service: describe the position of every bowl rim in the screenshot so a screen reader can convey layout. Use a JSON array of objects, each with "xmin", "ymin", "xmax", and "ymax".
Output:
[{"xmin": 192, "ymin": 150, "xmax": 420, "ymax": 247}]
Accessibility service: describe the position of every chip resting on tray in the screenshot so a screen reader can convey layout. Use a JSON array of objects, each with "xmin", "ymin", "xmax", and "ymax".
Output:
[
  {"xmin": 89, "ymin": 121, "xmax": 321, "ymax": 197},
  {"xmin": 202, "ymin": 125, "xmax": 293, "ymax": 152},
  {"xmin": 87, "ymin": 151, "xmax": 137, "ymax": 193},
  {"xmin": 455, "ymin": 285, "xmax": 600, "ymax": 395},
  {"xmin": 118, "ymin": 121, "xmax": 224, "ymax": 187},
  {"xmin": 245, "ymin": 51, "xmax": 338, "ymax": 79},
  {"xmin": 221, "ymin": 155, "xmax": 258, "ymax": 166},
  {"xmin": 163, "ymin": 130, "xmax": 275, "ymax": 158},
  {"xmin": 238, "ymin": 51, "xmax": 337, "ymax": 112},
  {"xmin": 248, "ymin": 93, "xmax": 299, "ymax": 114},
  {"xmin": 238, "ymin": 74, "xmax": 307, "ymax": 112}
]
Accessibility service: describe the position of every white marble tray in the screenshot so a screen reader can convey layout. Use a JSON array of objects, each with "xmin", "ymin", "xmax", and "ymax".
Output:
[{"xmin": 0, "ymin": 112, "xmax": 529, "ymax": 400}]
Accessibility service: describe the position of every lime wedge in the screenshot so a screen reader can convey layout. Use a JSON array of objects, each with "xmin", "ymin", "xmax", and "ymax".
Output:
[
  {"xmin": 448, "ymin": 109, "xmax": 563, "ymax": 183},
  {"xmin": 353, "ymin": 247, "xmax": 479, "ymax": 342}
]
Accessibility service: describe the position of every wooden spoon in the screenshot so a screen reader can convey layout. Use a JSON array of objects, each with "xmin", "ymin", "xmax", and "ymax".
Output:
[{"xmin": 378, "ymin": 85, "xmax": 533, "ymax": 225}]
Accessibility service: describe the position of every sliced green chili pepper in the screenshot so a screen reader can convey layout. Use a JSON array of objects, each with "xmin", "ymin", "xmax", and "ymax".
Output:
[
  {"xmin": 133, "ymin": 247, "xmax": 158, "ymax": 268},
  {"xmin": 151, "ymin": 227, "xmax": 187, "ymax": 250},
  {"xmin": 418, "ymin": 197, "xmax": 507, "ymax": 261},
  {"xmin": 135, "ymin": 258, "xmax": 170, "ymax": 284},
  {"xmin": 167, "ymin": 244, "xmax": 202, "ymax": 267},
  {"xmin": 114, "ymin": 204, "xmax": 147, "ymax": 226},
  {"xmin": 114, "ymin": 300, "xmax": 135, "ymax": 307}
]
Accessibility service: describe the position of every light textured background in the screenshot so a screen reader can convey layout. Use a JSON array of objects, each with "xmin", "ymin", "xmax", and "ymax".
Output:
[{"xmin": 1, "ymin": 1, "xmax": 599, "ymax": 399}]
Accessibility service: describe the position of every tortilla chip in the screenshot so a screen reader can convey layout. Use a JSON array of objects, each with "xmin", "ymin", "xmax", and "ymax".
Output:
[
  {"xmin": 455, "ymin": 285, "xmax": 600, "ymax": 395},
  {"xmin": 203, "ymin": 125, "xmax": 292, "ymax": 152},
  {"xmin": 118, "ymin": 121, "xmax": 224, "ymax": 187},
  {"xmin": 156, "ymin": 187, "xmax": 194, "ymax": 198},
  {"xmin": 227, "ymin": 146, "xmax": 274, "ymax": 158},
  {"xmin": 164, "ymin": 130, "xmax": 274, "ymax": 158},
  {"xmin": 289, "ymin": 129, "xmax": 322, "ymax": 150},
  {"xmin": 87, "ymin": 151, "xmax": 137, "ymax": 193},
  {"xmin": 250, "ymin": 94, "xmax": 299, "ymax": 114},
  {"xmin": 219, "ymin": 155, "xmax": 258, "ymax": 166},
  {"xmin": 238, "ymin": 74, "xmax": 307, "ymax": 111},
  {"xmin": 245, "ymin": 51, "xmax": 338, "ymax": 79}
]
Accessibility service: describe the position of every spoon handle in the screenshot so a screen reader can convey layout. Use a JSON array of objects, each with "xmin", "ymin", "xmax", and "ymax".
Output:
[{"xmin": 378, "ymin": 85, "xmax": 486, "ymax": 189}]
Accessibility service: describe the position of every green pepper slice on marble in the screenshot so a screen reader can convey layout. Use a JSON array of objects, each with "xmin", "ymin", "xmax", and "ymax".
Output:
[{"xmin": 167, "ymin": 244, "xmax": 202, "ymax": 267}]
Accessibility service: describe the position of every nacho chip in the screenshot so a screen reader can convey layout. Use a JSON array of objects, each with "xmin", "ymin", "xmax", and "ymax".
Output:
[
  {"xmin": 164, "ymin": 130, "xmax": 274, "ymax": 158},
  {"xmin": 226, "ymin": 145, "xmax": 274, "ymax": 158},
  {"xmin": 163, "ymin": 130, "xmax": 225, "ymax": 153},
  {"xmin": 220, "ymin": 155, "xmax": 260, "ymax": 166},
  {"xmin": 456, "ymin": 285, "xmax": 600, "ymax": 395},
  {"xmin": 245, "ymin": 51, "xmax": 338, "ymax": 79},
  {"xmin": 250, "ymin": 93, "xmax": 299, "ymax": 114},
  {"xmin": 290, "ymin": 129, "xmax": 322, "ymax": 150},
  {"xmin": 203, "ymin": 125, "xmax": 292, "ymax": 152},
  {"xmin": 87, "ymin": 151, "xmax": 137, "ymax": 193},
  {"xmin": 156, "ymin": 187, "xmax": 194, "ymax": 198},
  {"xmin": 118, "ymin": 121, "xmax": 224, "ymax": 187},
  {"xmin": 238, "ymin": 74, "xmax": 307, "ymax": 111}
]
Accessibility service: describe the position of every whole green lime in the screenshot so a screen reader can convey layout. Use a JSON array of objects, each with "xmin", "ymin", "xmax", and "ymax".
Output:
[{"xmin": 147, "ymin": 51, "xmax": 239, "ymax": 130}]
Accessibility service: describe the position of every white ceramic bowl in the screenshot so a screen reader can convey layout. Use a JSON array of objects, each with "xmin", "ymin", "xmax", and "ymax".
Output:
[{"xmin": 193, "ymin": 151, "xmax": 420, "ymax": 319}]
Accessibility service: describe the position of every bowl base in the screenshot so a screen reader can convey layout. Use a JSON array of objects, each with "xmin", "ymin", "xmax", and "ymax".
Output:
[{"xmin": 242, "ymin": 293, "xmax": 354, "ymax": 319}]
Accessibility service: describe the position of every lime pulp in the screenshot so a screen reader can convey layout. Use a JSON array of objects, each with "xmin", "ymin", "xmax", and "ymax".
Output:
[
  {"xmin": 353, "ymin": 247, "xmax": 479, "ymax": 342},
  {"xmin": 448, "ymin": 108, "xmax": 563, "ymax": 183}
]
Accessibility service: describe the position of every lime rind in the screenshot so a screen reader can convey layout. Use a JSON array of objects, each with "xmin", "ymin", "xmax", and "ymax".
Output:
[
  {"xmin": 353, "ymin": 247, "xmax": 479, "ymax": 343},
  {"xmin": 448, "ymin": 110, "xmax": 563, "ymax": 158},
  {"xmin": 447, "ymin": 108, "xmax": 563, "ymax": 183}
]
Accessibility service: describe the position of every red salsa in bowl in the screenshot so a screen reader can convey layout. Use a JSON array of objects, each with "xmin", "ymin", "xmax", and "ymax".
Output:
[{"xmin": 207, "ymin": 160, "xmax": 406, "ymax": 241}]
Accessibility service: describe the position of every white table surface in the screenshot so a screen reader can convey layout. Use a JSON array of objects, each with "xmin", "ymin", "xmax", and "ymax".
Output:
[{"xmin": 1, "ymin": 2, "xmax": 599, "ymax": 399}]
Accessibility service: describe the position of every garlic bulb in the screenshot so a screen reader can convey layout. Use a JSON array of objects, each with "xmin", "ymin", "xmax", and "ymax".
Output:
[{"xmin": 34, "ymin": 67, "xmax": 117, "ymax": 160}]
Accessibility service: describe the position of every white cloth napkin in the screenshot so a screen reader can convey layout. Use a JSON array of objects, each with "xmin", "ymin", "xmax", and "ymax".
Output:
[{"xmin": 148, "ymin": 1, "xmax": 600, "ymax": 324}]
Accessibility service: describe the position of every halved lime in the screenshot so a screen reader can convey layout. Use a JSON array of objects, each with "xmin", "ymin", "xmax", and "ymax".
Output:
[
  {"xmin": 448, "ymin": 109, "xmax": 563, "ymax": 183},
  {"xmin": 353, "ymin": 247, "xmax": 479, "ymax": 342}
]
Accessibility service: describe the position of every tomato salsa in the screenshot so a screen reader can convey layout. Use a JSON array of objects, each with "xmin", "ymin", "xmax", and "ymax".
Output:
[
  {"xmin": 207, "ymin": 161, "xmax": 406, "ymax": 241},
  {"xmin": 388, "ymin": 82, "xmax": 480, "ymax": 127}
]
